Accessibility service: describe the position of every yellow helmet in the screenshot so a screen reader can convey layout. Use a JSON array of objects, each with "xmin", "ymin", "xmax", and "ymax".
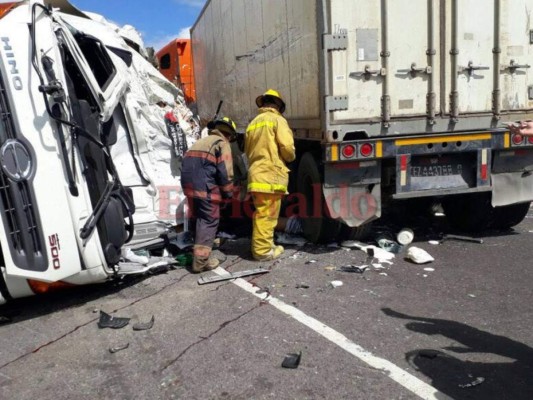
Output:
[
  {"xmin": 256, "ymin": 89, "xmax": 286, "ymax": 113},
  {"xmin": 214, "ymin": 116, "xmax": 237, "ymax": 136}
]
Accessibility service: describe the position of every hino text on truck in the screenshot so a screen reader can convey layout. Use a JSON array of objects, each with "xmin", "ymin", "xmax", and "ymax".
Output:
[{"xmin": 192, "ymin": 0, "xmax": 533, "ymax": 242}]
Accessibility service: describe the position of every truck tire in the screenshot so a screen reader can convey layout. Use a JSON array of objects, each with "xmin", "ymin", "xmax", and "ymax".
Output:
[
  {"xmin": 443, "ymin": 194, "xmax": 530, "ymax": 231},
  {"xmin": 491, "ymin": 202, "xmax": 530, "ymax": 230},
  {"xmin": 297, "ymin": 152, "xmax": 340, "ymax": 243},
  {"xmin": 442, "ymin": 193, "xmax": 494, "ymax": 232},
  {"xmin": 338, "ymin": 222, "xmax": 373, "ymax": 241}
]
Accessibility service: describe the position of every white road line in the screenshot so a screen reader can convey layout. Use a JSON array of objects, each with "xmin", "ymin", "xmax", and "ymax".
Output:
[{"xmin": 213, "ymin": 268, "xmax": 450, "ymax": 400}]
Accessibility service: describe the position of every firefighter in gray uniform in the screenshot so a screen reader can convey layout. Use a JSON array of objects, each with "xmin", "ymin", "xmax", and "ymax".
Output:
[{"xmin": 180, "ymin": 117, "xmax": 236, "ymax": 272}]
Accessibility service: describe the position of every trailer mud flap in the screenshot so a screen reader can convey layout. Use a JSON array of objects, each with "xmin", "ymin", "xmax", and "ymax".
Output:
[
  {"xmin": 322, "ymin": 184, "xmax": 381, "ymax": 227},
  {"xmin": 492, "ymin": 172, "xmax": 533, "ymax": 207}
]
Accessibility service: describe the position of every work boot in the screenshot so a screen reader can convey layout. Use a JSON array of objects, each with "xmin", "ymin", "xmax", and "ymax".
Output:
[
  {"xmin": 192, "ymin": 256, "xmax": 220, "ymax": 273},
  {"xmin": 253, "ymin": 245, "xmax": 284, "ymax": 261}
]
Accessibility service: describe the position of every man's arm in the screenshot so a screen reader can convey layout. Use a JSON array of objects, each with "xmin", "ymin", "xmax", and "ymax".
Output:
[
  {"xmin": 509, "ymin": 121, "xmax": 533, "ymax": 136},
  {"xmin": 215, "ymin": 142, "xmax": 234, "ymax": 198}
]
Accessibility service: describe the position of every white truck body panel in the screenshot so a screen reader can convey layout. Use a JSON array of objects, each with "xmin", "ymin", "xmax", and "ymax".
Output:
[{"xmin": 192, "ymin": 0, "xmax": 533, "ymax": 135}]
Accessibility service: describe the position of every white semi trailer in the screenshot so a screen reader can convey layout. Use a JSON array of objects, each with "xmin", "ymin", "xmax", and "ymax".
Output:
[{"xmin": 192, "ymin": 0, "xmax": 533, "ymax": 242}]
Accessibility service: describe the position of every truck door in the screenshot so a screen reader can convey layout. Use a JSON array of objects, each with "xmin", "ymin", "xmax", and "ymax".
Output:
[
  {"xmin": 327, "ymin": 0, "xmax": 441, "ymax": 122},
  {"xmin": 328, "ymin": 0, "xmax": 383, "ymax": 122},
  {"xmin": 499, "ymin": 0, "xmax": 533, "ymax": 111}
]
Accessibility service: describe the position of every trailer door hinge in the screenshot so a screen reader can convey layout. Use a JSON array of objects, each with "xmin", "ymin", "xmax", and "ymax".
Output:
[
  {"xmin": 323, "ymin": 34, "xmax": 347, "ymax": 51},
  {"xmin": 325, "ymin": 96, "xmax": 349, "ymax": 112}
]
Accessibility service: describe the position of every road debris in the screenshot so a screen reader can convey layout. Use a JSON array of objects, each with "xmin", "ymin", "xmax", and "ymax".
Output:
[
  {"xmin": 428, "ymin": 240, "xmax": 440, "ymax": 245},
  {"xmin": 330, "ymin": 280, "xmax": 344, "ymax": 288},
  {"xmin": 379, "ymin": 272, "xmax": 388, "ymax": 276},
  {"xmin": 441, "ymin": 234, "xmax": 483, "ymax": 244},
  {"xmin": 338, "ymin": 265, "xmax": 368, "ymax": 274},
  {"xmin": 98, "ymin": 311, "xmax": 130, "ymax": 329},
  {"xmin": 324, "ymin": 266, "xmax": 336, "ymax": 271},
  {"xmin": 197, "ymin": 268, "xmax": 270, "ymax": 285},
  {"xmin": 397, "ymin": 228, "xmax": 414, "ymax": 245},
  {"xmin": 458, "ymin": 376, "xmax": 485, "ymax": 388},
  {"xmin": 281, "ymin": 352, "xmax": 302, "ymax": 369},
  {"xmin": 468, "ymin": 294, "xmax": 477, "ymax": 298},
  {"xmin": 295, "ymin": 284, "xmax": 310, "ymax": 289},
  {"xmin": 376, "ymin": 237, "xmax": 402, "ymax": 254},
  {"xmin": 109, "ymin": 343, "xmax": 130, "ymax": 354},
  {"xmin": 423, "ymin": 267, "xmax": 435, "ymax": 272},
  {"xmin": 305, "ymin": 260, "xmax": 318, "ymax": 264},
  {"xmin": 406, "ymin": 247, "xmax": 434, "ymax": 264},
  {"xmin": 133, "ymin": 315, "xmax": 155, "ymax": 331}
]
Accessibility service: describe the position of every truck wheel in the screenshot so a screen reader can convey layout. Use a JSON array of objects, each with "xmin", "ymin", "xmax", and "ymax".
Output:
[
  {"xmin": 297, "ymin": 152, "xmax": 340, "ymax": 243},
  {"xmin": 338, "ymin": 222, "xmax": 373, "ymax": 241},
  {"xmin": 442, "ymin": 193, "xmax": 494, "ymax": 232},
  {"xmin": 491, "ymin": 202, "xmax": 530, "ymax": 230}
]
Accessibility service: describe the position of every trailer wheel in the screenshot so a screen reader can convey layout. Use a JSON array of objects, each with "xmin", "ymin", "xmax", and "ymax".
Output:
[
  {"xmin": 443, "ymin": 194, "xmax": 530, "ymax": 232},
  {"xmin": 337, "ymin": 222, "xmax": 373, "ymax": 241},
  {"xmin": 297, "ymin": 152, "xmax": 340, "ymax": 243},
  {"xmin": 491, "ymin": 202, "xmax": 531, "ymax": 230},
  {"xmin": 442, "ymin": 193, "xmax": 494, "ymax": 232}
]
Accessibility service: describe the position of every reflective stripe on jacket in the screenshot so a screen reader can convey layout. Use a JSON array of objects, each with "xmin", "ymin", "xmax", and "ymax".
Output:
[
  {"xmin": 245, "ymin": 107, "xmax": 295, "ymax": 194},
  {"xmin": 180, "ymin": 130, "xmax": 234, "ymax": 201}
]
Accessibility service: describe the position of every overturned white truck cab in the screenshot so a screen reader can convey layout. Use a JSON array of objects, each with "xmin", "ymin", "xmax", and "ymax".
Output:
[{"xmin": 0, "ymin": 0, "xmax": 184, "ymax": 304}]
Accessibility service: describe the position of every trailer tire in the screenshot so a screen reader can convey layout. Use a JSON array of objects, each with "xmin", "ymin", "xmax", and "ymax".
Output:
[
  {"xmin": 442, "ymin": 193, "xmax": 494, "ymax": 232},
  {"xmin": 491, "ymin": 202, "xmax": 530, "ymax": 230},
  {"xmin": 338, "ymin": 222, "xmax": 373, "ymax": 241},
  {"xmin": 297, "ymin": 152, "xmax": 340, "ymax": 243},
  {"xmin": 443, "ymin": 194, "xmax": 530, "ymax": 232}
]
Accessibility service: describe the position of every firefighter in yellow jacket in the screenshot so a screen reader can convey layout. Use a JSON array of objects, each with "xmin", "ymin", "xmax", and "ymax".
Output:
[{"xmin": 245, "ymin": 90, "xmax": 296, "ymax": 260}]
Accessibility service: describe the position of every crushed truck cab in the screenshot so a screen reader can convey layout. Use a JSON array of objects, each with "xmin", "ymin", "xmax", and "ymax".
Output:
[{"xmin": 0, "ymin": 1, "xmax": 182, "ymax": 304}]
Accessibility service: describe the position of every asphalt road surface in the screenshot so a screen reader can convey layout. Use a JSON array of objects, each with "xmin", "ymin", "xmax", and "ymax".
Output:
[{"xmin": 1, "ymin": 210, "xmax": 532, "ymax": 400}]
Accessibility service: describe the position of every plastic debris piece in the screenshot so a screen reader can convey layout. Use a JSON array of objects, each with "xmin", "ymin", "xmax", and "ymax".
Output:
[
  {"xmin": 121, "ymin": 247, "xmax": 149, "ymax": 265},
  {"xmin": 295, "ymin": 283, "xmax": 310, "ymax": 289},
  {"xmin": 324, "ymin": 266, "xmax": 336, "ymax": 271},
  {"xmin": 305, "ymin": 260, "xmax": 318, "ymax": 264},
  {"xmin": 133, "ymin": 315, "xmax": 155, "ymax": 331},
  {"xmin": 197, "ymin": 268, "xmax": 269, "ymax": 285},
  {"xmin": 372, "ymin": 263, "xmax": 385, "ymax": 269},
  {"xmin": 340, "ymin": 240, "xmax": 359, "ymax": 248},
  {"xmin": 281, "ymin": 352, "xmax": 302, "ymax": 369},
  {"xmin": 98, "ymin": 311, "xmax": 130, "ymax": 329},
  {"xmin": 330, "ymin": 280, "xmax": 343, "ymax": 288},
  {"xmin": 376, "ymin": 237, "xmax": 403, "ymax": 254},
  {"xmin": 109, "ymin": 343, "xmax": 130, "ymax": 353},
  {"xmin": 406, "ymin": 247, "xmax": 434, "ymax": 264},
  {"xmin": 397, "ymin": 228, "xmax": 414, "ymax": 245},
  {"xmin": 468, "ymin": 294, "xmax": 476, "ymax": 298},
  {"xmin": 339, "ymin": 265, "xmax": 368, "ymax": 274},
  {"xmin": 428, "ymin": 240, "xmax": 440, "ymax": 245},
  {"xmin": 379, "ymin": 272, "xmax": 388, "ymax": 276},
  {"xmin": 423, "ymin": 267, "xmax": 435, "ymax": 272},
  {"xmin": 458, "ymin": 377, "xmax": 485, "ymax": 388}
]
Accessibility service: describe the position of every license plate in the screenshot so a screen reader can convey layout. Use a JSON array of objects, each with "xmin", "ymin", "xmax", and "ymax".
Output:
[{"xmin": 410, "ymin": 164, "xmax": 463, "ymax": 177}]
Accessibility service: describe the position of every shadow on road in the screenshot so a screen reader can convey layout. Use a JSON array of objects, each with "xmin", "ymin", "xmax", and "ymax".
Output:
[{"xmin": 383, "ymin": 308, "xmax": 533, "ymax": 400}]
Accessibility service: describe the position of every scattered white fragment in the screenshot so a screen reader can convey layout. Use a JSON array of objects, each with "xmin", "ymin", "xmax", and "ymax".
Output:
[
  {"xmin": 379, "ymin": 272, "xmax": 388, "ymax": 276},
  {"xmin": 372, "ymin": 263, "xmax": 386, "ymax": 269},
  {"xmin": 330, "ymin": 280, "xmax": 344, "ymax": 288},
  {"xmin": 435, "ymin": 212, "xmax": 445, "ymax": 217},
  {"xmin": 468, "ymin": 294, "xmax": 476, "ymax": 298},
  {"xmin": 406, "ymin": 247, "xmax": 434, "ymax": 264},
  {"xmin": 428, "ymin": 240, "xmax": 440, "ymax": 245},
  {"xmin": 423, "ymin": 267, "xmax": 435, "ymax": 272},
  {"xmin": 422, "ymin": 274, "xmax": 428, "ymax": 278}
]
